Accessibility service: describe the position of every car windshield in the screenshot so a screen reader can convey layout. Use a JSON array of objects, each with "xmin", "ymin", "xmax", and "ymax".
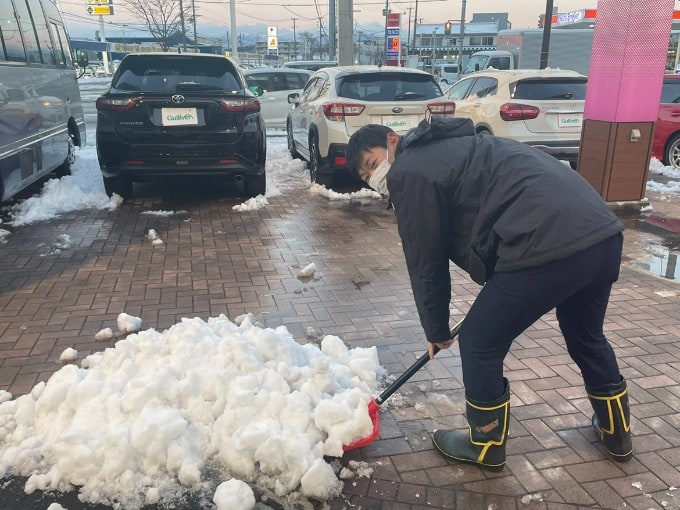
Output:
[
  {"xmin": 111, "ymin": 56, "xmax": 242, "ymax": 93},
  {"xmin": 337, "ymin": 72, "xmax": 442, "ymax": 101},
  {"xmin": 661, "ymin": 80, "xmax": 680, "ymax": 103},
  {"xmin": 512, "ymin": 78, "xmax": 587, "ymax": 100},
  {"xmin": 462, "ymin": 54, "xmax": 488, "ymax": 74}
]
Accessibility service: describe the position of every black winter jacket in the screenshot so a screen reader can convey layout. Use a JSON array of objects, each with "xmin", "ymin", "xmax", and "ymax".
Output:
[{"xmin": 387, "ymin": 117, "xmax": 624, "ymax": 343}]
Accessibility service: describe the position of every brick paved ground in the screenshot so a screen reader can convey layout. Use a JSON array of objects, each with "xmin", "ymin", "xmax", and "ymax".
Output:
[{"xmin": 0, "ymin": 180, "xmax": 679, "ymax": 510}]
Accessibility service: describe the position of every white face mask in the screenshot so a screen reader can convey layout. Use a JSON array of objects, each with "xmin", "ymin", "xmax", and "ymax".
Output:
[{"xmin": 368, "ymin": 148, "xmax": 391, "ymax": 196}]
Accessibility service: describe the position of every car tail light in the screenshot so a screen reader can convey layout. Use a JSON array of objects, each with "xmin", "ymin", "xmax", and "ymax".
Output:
[
  {"xmin": 96, "ymin": 96, "xmax": 140, "ymax": 111},
  {"xmin": 500, "ymin": 103, "xmax": 540, "ymax": 121},
  {"xmin": 427, "ymin": 101, "xmax": 456, "ymax": 116},
  {"xmin": 334, "ymin": 155, "xmax": 347, "ymax": 166},
  {"xmin": 219, "ymin": 98, "xmax": 261, "ymax": 112},
  {"xmin": 220, "ymin": 158, "xmax": 239, "ymax": 164},
  {"xmin": 322, "ymin": 102, "xmax": 365, "ymax": 121},
  {"xmin": 125, "ymin": 160, "xmax": 144, "ymax": 165}
]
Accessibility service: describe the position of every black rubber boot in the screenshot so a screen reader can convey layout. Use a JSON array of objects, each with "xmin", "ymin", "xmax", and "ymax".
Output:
[
  {"xmin": 587, "ymin": 377, "xmax": 633, "ymax": 462},
  {"xmin": 432, "ymin": 378, "xmax": 510, "ymax": 472}
]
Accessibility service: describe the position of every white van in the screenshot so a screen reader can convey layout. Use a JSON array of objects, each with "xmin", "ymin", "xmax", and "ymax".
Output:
[
  {"xmin": 434, "ymin": 63, "xmax": 459, "ymax": 85},
  {"xmin": 0, "ymin": 0, "xmax": 86, "ymax": 202}
]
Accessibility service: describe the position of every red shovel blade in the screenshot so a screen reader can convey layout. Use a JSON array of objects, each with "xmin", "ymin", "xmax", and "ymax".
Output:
[
  {"xmin": 340, "ymin": 319, "xmax": 463, "ymax": 453},
  {"xmin": 342, "ymin": 399, "xmax": 381, "ymax": 451}
]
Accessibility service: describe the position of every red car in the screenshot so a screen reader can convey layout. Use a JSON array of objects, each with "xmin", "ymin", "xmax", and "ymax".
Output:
[{"xmin": 652, "ymin": 74, "xmax": 680, "ymax": 169}]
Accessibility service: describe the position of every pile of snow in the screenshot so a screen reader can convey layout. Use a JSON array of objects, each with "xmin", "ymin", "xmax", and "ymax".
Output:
[
  {"xmin": 647, "ymin": 157, "xmax": 680, "ymax": 194},
  {"xmin": 0, "ymin": 314, "xmax": 383, "ymax": 509}
]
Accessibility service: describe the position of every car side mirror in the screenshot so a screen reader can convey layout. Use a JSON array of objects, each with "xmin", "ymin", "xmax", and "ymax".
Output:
[
  {"xmin": 75, "ymin": 49, "xmax": 89, "ymax": 68},
  {"xmin": 287, "ymin": 92, "xmax": 300, "ymax": 104},
  {"xmin": 249, "ymin": 85, "xmax": 264, "ymax": 97}
]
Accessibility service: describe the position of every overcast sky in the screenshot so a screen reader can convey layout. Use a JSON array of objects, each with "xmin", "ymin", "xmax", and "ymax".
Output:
[{"xmin": 57, "ymin": 0, "xmax": 601, "ymax": 40}]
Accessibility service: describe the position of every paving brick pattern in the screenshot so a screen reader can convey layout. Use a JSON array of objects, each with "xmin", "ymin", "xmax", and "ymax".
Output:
[{"xmin": 0, "ymin": 185, "xmax": 679, "ymax": 510}]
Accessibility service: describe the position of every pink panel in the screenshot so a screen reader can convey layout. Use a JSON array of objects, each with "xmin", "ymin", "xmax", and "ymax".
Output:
[{"xmin": 585, "ymin": 0, "xmax": 674, "ymax": 122}]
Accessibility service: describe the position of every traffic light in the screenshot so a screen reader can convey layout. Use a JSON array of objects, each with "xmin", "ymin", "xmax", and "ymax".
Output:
[{"xmin": 444, "ymin": 21, "xmax": 452, "ymax": 35}]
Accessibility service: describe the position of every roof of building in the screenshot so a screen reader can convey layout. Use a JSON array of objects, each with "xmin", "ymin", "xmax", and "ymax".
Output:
[{"xmin": 416, "ymin": 22, "xmax": 500, "ymax": 35}]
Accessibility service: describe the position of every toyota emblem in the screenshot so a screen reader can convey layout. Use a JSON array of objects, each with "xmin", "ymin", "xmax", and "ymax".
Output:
[
  {"xmin": 392, "ymin": 106, "xmax": 403, "ymax": 113},
  {"xmin": 172, "ymin": 95, "xmax": 185, "ymax": 104}
]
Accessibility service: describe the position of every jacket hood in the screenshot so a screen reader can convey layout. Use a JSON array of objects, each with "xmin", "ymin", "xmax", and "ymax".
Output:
[{"xmin": 398, "ymin": 117, "xmax": 475, "ymax": 153}]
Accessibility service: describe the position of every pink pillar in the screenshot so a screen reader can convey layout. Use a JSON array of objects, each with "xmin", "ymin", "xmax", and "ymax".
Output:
[{"xmin": 578, "ymin": 0, "xmax": 674, "ymax": 201}]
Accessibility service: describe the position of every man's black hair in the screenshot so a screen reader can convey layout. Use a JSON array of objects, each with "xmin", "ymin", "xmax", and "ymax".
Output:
[{"xmin": 346, "ymin": 124, "xmax": 395, "ymax": 180}]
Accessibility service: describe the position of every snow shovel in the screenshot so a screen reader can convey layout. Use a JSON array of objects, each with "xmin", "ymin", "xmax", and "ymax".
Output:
[{"xmin": 343, "ymin": 317, "xmax": 464, "ymax": 451}]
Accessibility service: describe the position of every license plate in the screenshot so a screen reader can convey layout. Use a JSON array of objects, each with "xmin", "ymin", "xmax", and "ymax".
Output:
[
  {"xmin": 382, "ymin": 116, "xmax": 419, "ymax": 132},
  {"xmin": 558, "ymin": 113, "xmax": 582, "ymax": 128},
  {"xmin": 162, "ymin": 108, "xmax": 199, "ymax": 126}
]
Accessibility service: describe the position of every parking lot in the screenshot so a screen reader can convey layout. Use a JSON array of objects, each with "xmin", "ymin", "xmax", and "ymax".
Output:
[{"xmin": 0, "ymin": 79, "xmax": 680, "ymax": 509}]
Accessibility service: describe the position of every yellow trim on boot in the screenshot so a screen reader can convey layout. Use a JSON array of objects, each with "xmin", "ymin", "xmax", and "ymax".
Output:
[
  {"xmin": 466, "ymin": 400, "xmax": 510, "ymax": 462},
  {"xmin": 587, "ymin": 390, "xmax": 631, "ymax": 434}
]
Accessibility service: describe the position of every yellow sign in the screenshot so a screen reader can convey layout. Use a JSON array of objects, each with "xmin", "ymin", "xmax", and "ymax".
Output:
[
  {"xmin": 268, "ymin": 37, "xmax": 278, "ymax": 49},
  {"xmin": 87, "ymin": 5, "xmax": 114, "ymax": 14}
]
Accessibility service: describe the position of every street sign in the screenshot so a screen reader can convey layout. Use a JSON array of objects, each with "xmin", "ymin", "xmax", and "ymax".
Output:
[
  {"xmin": 268, "ymin": 26, "xmax": 277, "ymax": 37},
  {"xmin": 85, "ymin": 0, "xmax": 112, "ymax": 4},
  {"xmin": 87, "ymin": 5, "xmax": 114, "ymax": 14}
]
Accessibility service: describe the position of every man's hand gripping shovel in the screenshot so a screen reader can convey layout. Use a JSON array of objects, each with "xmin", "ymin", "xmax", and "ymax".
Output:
[{"xmin": 343, "ymin": 317, "xmax": 464, "ymax": 452}]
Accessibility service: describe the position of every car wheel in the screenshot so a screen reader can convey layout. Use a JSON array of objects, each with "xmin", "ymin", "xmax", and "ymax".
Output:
[
  {"xmin": 308, "ymin": 135, "xmax": 333, "ymax": 187},
  {"xmin": 245, "ymin": 173, "xmax": 266, "ymax": 197},
  {"xmin": 54, "ymin": 133, "xmax": 75, "ymax": 178},
  {"xmin": 287, "ymin": 121, "xmax": 301, "ymax": 160},
  {"xmin": 103, "ymin": 176, "xmax": 133, "ymax": 199},
  {"xmin": 665, "ymin": 132, "xmax": 680, "ymax": 170}
]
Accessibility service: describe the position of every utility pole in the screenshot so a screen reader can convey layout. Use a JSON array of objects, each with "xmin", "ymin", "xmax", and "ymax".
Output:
[
  {"xmin": 318, "ymin": 18, "xmax": 323, "ymax": 59},
  {"xmin": 406, "ymin": 7, "xmax": 412, "ymax": 54},
  {"xmin": 292, "ymin": 18, "xmax": 298, "ymax": 60},
  {"xmin": 383, "ymin": 0, "xmax": 389, "ymax": 64},
  {"xmin": 192, "ymin": 0, "xmax": 197, "ymax": 51},
  {"xmin": 338, "ymin": 0, "xmax": 353, "ymax": 65},
  {"xmin": 230, "ymin": 0, "xmax": 238, "ymax": 62},
  {"xmin": 329, "ymin": 0, "xmax": 336, "ymax": 60},
  {"xmin": 179, "ymin": 0, "xmax": 187, "ymax": 51},
  {"xmin": 98, "ymin": 15, "xmax": 110, "ymax": 74},
  {"xmin": 412, "ymin": 0, "xmax": 419, "ymax": 55},
  {"xmin": 458, "ymin": 0, "xmax": 466, "ymax": 77},
  {"xmin": 539, "ymin": 0, "xmax": 555, "ymax": 69}
]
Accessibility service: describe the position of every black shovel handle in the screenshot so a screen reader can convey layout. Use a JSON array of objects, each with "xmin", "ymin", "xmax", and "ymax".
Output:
[{"xmin": 374, "ymin": 317, "xmax": 464, "ymax": 405}]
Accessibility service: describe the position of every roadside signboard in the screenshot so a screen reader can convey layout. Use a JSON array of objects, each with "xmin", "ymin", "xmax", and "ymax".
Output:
[
  {"xmin": 385, "ymin": 13, "xmax": 401, "ymax": 66},
  {"xmin": 87, "ymin": 5, "xmax": 114, "ymax": 15},
  {"xmin": 267, "ymin": 26, "xmax": 278, "ymax": 50}
]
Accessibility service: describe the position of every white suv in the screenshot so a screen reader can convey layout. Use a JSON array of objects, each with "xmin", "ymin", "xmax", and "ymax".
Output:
[
  {"xmin": 445, "ymin": 68, "xmax": 587, "ymax": 167},
  {"xmin": 286, "ymin": 65, "xmax": 455, "ymax": 187}
]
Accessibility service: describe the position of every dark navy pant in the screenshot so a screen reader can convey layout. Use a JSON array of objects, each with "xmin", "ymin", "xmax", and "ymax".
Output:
[{"xmin": 459, "ymin": 233, "xmax": 624, "ymax": 402}]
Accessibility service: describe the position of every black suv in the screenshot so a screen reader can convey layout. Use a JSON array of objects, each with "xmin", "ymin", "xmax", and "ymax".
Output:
[{"xmin": 96, "ymin": 53, "xmax": 266, "ymax": 198}]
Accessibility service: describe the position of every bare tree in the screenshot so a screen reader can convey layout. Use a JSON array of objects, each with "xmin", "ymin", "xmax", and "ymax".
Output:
[
  {"xmin": 299, "ymin": 31, "xmax": 316, "ymax": 60},
  {"xmin": 121, "ymin": 0, "xmax": 191, "ymax": 51}
]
